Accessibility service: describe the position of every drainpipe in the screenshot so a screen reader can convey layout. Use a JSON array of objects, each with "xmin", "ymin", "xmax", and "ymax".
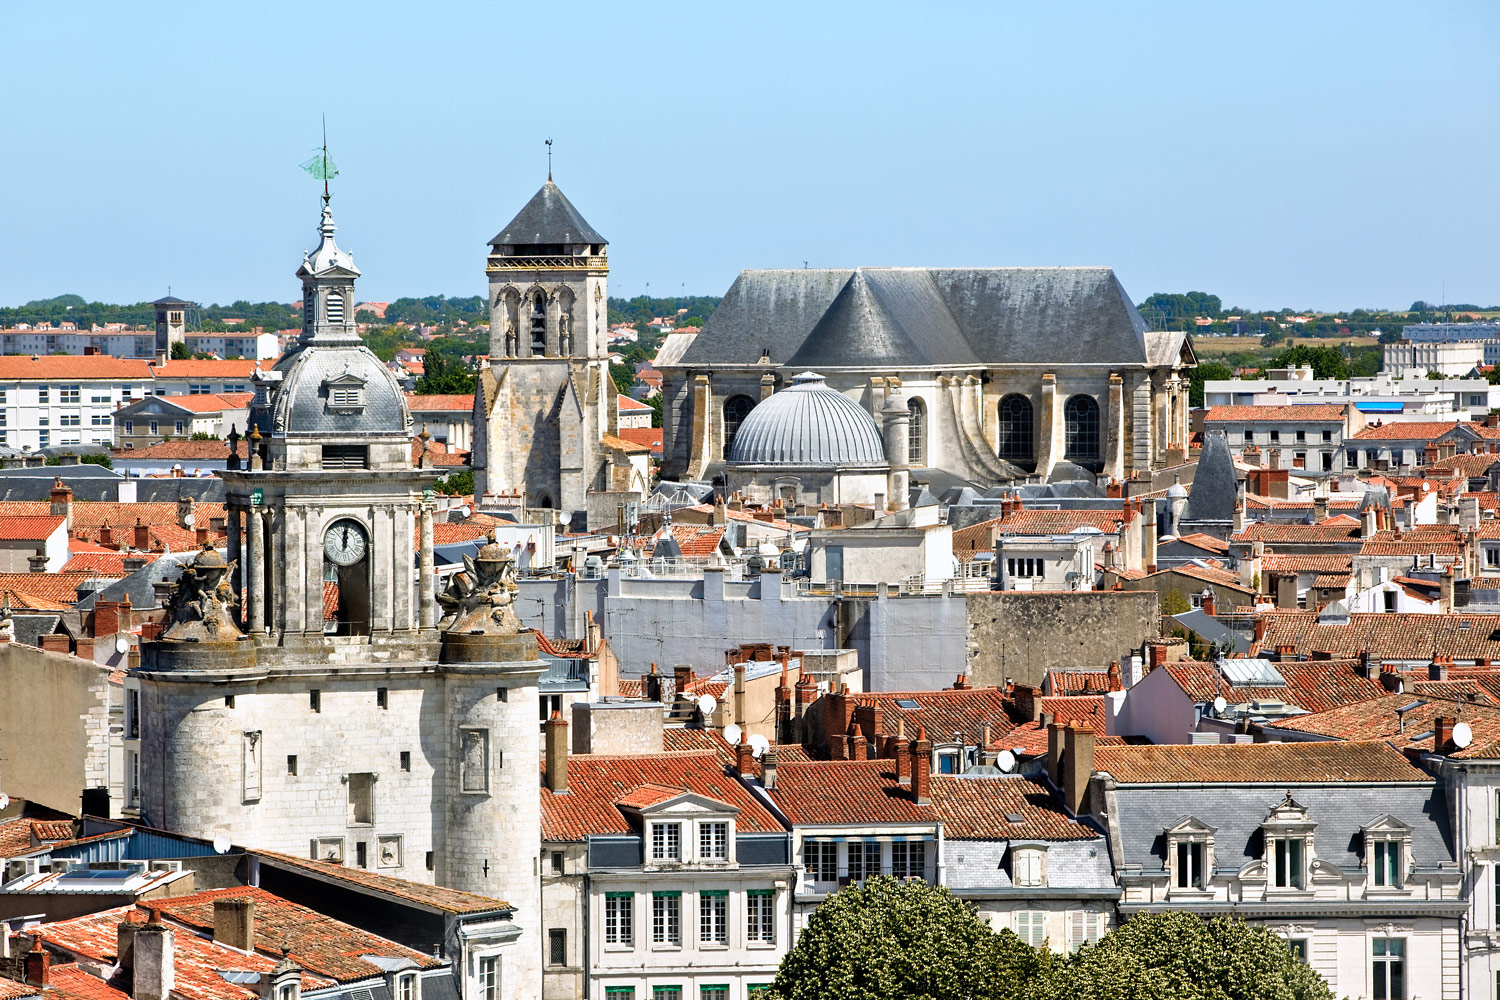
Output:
[{"xmin": 582, "ymin": 872, "xmax": 591, "ymax": 1000}]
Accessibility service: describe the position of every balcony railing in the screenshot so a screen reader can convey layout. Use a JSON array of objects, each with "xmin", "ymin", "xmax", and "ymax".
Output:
[{"xmin": 486, "ymin": 255, "xmax": 607, "ymax": 272}]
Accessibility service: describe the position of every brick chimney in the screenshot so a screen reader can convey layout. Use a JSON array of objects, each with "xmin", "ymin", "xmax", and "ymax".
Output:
[
  {"xmin": 952, "ymin": 673, "xmax": 969, "ymax": 690},
  {"xmin": 134, "ymin": 518, "xmax": 150, "ymax": 551},
  {"xmin": 1434, "ymin": 717, "xmax": 1455, "ymax": 752},
  {"xmin": 94, "ymin": 600, "xmax": 123, "ymax": 638},
  {"xmin": 132, "ymin": 914, "xmax": 174, "ymax": 1000},
  {"xmin": 23, "ymin": 936, "xmax": 48, "ymax": 987},
  {"xmin": 1014, "ymin": 686, "xmax": 1041, "ymax": 723},
  {"xmin": 1201, "ymin": 588, "xmax": 1217, "ymax": 617},
  {"xmin": 1147, "ymin": 641, "xmax": 1167, "ymax": 671},
  {"xmin": 1047, "ymin": 722, "xmax": 1066, "ymax": 787},
  {"xmin": 39, "ymin": 633, "xmax": 71, "ymax": 654},
  {"xmin": 847, "ymin": 718, "xmax": 867, "ymax": 761},
  {"xmin": 1063, "ymin": 723, "xmax": 1097, "ymax": 816},
  {"xmin": 1313, "ymin": 494, "xmax": 1328, "ymax": 523},
  {"xmin": 545, "ymin": 710, "xmax": 569, "ymax": 793},
  {"xmin": 49, "ymin": 477, "xmax": 73, "ymax": 531},
  {"xmin": 735, "ymin": 736, "xmax": 756, "ymax": 777},
  {"xmin": 1106, "ymin": 661, "xmax": 1123, "ymax": 692},
  {"xmin": 894, "ymin": 721, "xmax": 909, "ymax": 784},
  {"xmin": 212, "ymin": 897, "xmax": 255, "ymax": 952},
  {"xmin": 100, "ymin": 523, "xmax": 114, "ymax": 548},
  {"xmin": 910, "ymin": 727, "xmax": 931, "ymax": 805}
]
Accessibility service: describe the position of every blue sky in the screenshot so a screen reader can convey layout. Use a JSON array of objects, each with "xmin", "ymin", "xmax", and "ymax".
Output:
[{"xmin": 1, "ymin": 1, "xmax": 1495, "ymax": 311}]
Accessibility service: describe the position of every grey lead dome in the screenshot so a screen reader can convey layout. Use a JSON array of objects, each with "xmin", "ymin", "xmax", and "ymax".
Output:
[{"xmin": 727, "ymin": 372, "xmax": 887, "ymax": 467}]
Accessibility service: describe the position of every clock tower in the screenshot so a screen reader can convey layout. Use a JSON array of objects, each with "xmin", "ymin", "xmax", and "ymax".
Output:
[{"xmin": 133, "ymin": 191, "xmax": 546, "ymax": 998}]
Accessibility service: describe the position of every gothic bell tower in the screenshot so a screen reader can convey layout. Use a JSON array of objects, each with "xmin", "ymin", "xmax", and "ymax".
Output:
[{"xmin": 473, "ymin": 176, "xmax": 616, "ymax": 520}]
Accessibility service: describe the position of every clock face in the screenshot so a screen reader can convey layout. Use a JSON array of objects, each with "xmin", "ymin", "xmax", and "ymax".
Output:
[{"xmin": 324, "ymin": 519, "xmax": 369, "ymax": 566}]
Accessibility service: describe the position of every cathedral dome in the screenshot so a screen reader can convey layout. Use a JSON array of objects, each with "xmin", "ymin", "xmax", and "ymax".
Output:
[
  {"xmin": 267, "ymin": 345, "xmax": 411, "ymax": 439},
  {"xmin": 727, "ymin": 372, "xmax": 887, "ymax": 467}
]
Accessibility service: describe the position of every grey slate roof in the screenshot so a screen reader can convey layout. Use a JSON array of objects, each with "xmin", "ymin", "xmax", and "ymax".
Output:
[
  {"xmin": 1184, "ymin": 430, "xmax": 1236, "ymax": 523},
  {"xmin": 1110, "ymin": 783, "xmax": 1455, "ymax": 874},
  {"xmin": 679, "ymin": 267, "xmax": 1149, "ymax": 368},
  {"xmin": 1169, "ymin": 610, "xmax": 1252, "ymax": 655},
  {"xmin": 0, "ymin": 472, "xmax": 225, "ymax": 503},
  {"xmin": 74, "ymin": 550, "xmax": 198, "ymax": 612},
  {"xmin": 488, "ymin": 180, "xmax": 606, "ymax": 247}
]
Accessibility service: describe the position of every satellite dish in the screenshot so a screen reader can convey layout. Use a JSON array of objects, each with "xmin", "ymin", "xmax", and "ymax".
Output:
[
  {"xmin": 459, "ymin": 505, "xmax": 472, "ymax": 518},
  {"xmin": 749, "ymin": 734, "xmax": 770, "ymax": 758},
  {"xmin": 723, "ymin": 723, "xmax": 743, "ymax": 746},
  {"xmin": 0, "ymin": 793, "xmax": 10, "ymax": 811},
  {"xmin": 1452, "ymin": 721, "xmax": 1474, "ymax": 749},
  {"xmin": 996, "ymin": 750, "xmax": 1016, "ymax": 773},
  {"xmin": 182, "ymin": 512, "xmax": 194, "ymax": 527},
  {"xmin": 1213, "ymin": 696, "xmax": 1228, "ymax": 714},
  {"xmin": 697, "ymin": 694, "xmax": 717, "ymax": 716},
  {"xmin": 212, "ymin": 833, "xmax": 231, "ymax": 854},
  {"xmin": 115, "ymin": 636, "xmax": 130, "ymax": 655}
]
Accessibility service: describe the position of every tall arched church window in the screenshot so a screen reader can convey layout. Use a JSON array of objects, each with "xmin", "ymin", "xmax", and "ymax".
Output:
[
  {"xmin": 1064, "ymin": 394, "xmax": 1101, "ymax": 467},
  {"xmin": 998, "ymin": 394, "xmax": 1034, "ymax": 467},
  {"xmin": 530, "ymin": 292, "xmax": 547, "ymax": 353},
  {"xmin": 723, "ymin": 395, "xmax": 756, "ymax": 459},
  {"xmin": 907, "ymin": 399, "xmax": 926, "ymax": 467}
]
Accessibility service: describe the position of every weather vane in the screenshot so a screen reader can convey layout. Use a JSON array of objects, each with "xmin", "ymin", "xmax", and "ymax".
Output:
[
  {"xmin": 546, "ymin": 138, "xmax": 553, "ymax": 181},
  {"xmin": 300, "ymin": 115, "xmax": 340, "ymax": 203}
]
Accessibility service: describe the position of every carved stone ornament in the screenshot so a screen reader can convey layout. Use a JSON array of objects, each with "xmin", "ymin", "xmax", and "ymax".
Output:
[
  {"xmin": 436, "ymin": 532, "xmax": 524, "ymax": 635},
  {"xmin": 159, "ymin": 543, "xmax": 243, "ymax": 642}
]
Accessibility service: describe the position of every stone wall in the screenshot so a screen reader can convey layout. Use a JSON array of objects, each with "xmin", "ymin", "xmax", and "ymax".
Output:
[
  {"xmin": 965, "ymin": 591, "xmax": 1159, "ymax": 688},
  {"xmin": 0, "ymin": 642, "xmax": 116, "ymax": 813}
]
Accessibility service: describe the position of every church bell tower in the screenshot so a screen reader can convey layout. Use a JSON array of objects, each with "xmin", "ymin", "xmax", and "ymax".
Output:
[{"xmin": 473, "ymin": 176, "xmax": 616, "ymax": 520}]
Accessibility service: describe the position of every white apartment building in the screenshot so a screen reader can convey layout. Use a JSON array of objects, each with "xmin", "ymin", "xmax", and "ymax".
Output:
[
  {"xmin": 1204, "ymin": 367, "xmax": 1500, "ymax": 420},
  {"xmin": 1384, "ymin": 339, "xmax": 1486, "ymax": 377}
]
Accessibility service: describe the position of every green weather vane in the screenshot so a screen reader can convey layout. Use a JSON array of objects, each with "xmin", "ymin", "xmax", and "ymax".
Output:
[{"xmin": 300, "ymin": 115, "xmax": 339, "ymax": 201}]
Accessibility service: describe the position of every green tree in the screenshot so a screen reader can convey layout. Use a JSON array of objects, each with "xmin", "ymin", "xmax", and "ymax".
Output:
[
  {"xmin": 768, "ymin": 878, "xmax": 1044, "ymax": 1000},
  {"xmin": 80, "ymin": 453, "xmax": 113, "ymax": 470},
  {"xmin": 648, "ymin": 393, "xmax": 663, "ymax": 428},
  {"xmin": 169, "ymin": 341, "xmax": 191, "ymax": 359},
  {"xmin": 610, "ymin": 363, "xmax": 635, "ymax": 397},
  {"xmin": 1187, "ymin": 360, "xmax": 1233, "ymax": 408},
  {"xmin": 413, "ymin": 351, "xmax": 476, "ymax": 395},
  {"xmin": 1160, "ymin": 589, "xmax": 1192, "ymax": 616},
  {"xmin": 1020, "ymin": 912, "xmax": 1333, "ymax": 1000},
  {"xmin": 434, "ymin": 469, "xmax": 474, "ymax": 496}
]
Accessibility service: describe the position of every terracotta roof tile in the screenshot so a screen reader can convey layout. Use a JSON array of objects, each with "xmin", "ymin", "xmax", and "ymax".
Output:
[
  {"xmin": 1265, "ymin": 691, "xmax": 1500, "ymax": 759},
  {"xmin": 1044, "ymin": 669, "xmax": 1113, "ymax": 695},
  {"xmin": 0, "ymin": 357, "xmax": 155, "ymax": 380},
  {"xmin": 0, "ymin": 573, "xmax": 98, "ymax": 605},
  {"xmin": 61, "ymin": 551, "xmax": 159, "ymax": 575},
  {"xmin": 930, "ymin": 774, "xmax": 1100, "ymax": 840},
  {"xmin": 1260, "ymin": 553, "xmax": 1354, "ymax": 574},
  {"xmin": 1251, "ymin": 610, "xmax": 1500, "ymax": 661},
  {"xmin": 112, "ymin": 440, "xmax": 237, "ymax": 460},
  {"xmin": 1234, "ymin": 521, "xmax": 1362, "ymax": 544},
  {"xmin": 1204, "ymin": 404, "xmax": 1347, "ymax": 423},
  {"xmin": 1095, "ymin": 740, "xmax": 1429, "ymax": 783},
  {"xmin": 1352, "ymin": 419, "xmax": 1500, "ymax": 441},
  {"xmin": 989, "ymin": 721, "xmax": 1128, "ymax": 757},
  {"xmin": 616, "ymin": 427, "xmax": 663, "ymax": 454},
  {"xmin": 765, "ymin": 760, "xmax": 934, "ymax": 825},
  {"xmin": 0, "ymin": 976, "xmax": 37, "ymax": 1000},
  {"xmin": 405, "ymin": 393, "xmax": 474, "ymax": 411},
  {"xmin": 852, "ymin": 688, "xmax": 1017, "ymax": 746},
  {"xmin": 1039, "ymin": 695, "xmax": 1107, "ymax": 728},
  {"xmin": 0, "ymin": 516, "xmax": 65, "ymax": 541},
  {"xmin": 540, "ymin": 750, "xmax": 785, "ymax": 841},
  {"xmin": 1173, "ymin": 532, "xmax": 1230, "ymax": 554},
  {"xmin": 44, "ymin": 966, "xmax": 131, "ymax": 1000},
  {"xmin": 148, "ymin": 359, "xmax": 266, "ymax": 378},
  {"xmin": 995, "ymin": 510, "xmax": 1125, "ymax": 536},
  {"xmin": 1159, "ymin": 563, "xmax": 1250, "ymax": 590},
  {"xmin": 257, "ymin": 858, "xmax": 510, "ymax": 922}
]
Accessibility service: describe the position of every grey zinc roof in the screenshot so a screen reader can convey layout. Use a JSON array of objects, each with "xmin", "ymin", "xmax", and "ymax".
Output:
[
  {"xmin": 1110, "ymin": 783, "xmax": 1455, "ymax": 874},
  {"xmin": 265, "ymin": 346, "xmax": 411, "ymax": 438},
  {"xmin": 679, "ymin": 267, "xmax": 1149, "ymax": 368},
  {"xmin": 1184, "ymin": 430, "xmax": 1236, "ymax": 523},
  {"xmin": 489, "ymin": 180, "xmax": 606, "ymax": 246},
  {"xmin": 726, "ymin": 373, "xmax": 886, "ymax": 467}
]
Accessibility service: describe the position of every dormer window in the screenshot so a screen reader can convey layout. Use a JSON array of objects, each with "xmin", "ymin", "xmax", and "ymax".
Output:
[
  {"xmin": 1262, "ymin": 793, "xmax": 1316, "ymax": 891},
  {"xmin": 1363, "ymin": 815, "xmax": 1413, "ymax": 889},
  {"xmin": 1010, "ymin": 847, "xmax": 1046, "ymax": 888},
  {"xmin": 330, "ymin": 386, "xmax": 361, "ymax": 408},
  {"xmin": 1165, "ymin": 817, "xmax": 1215, "ymax": 891},
  {"xmin": 394, "ymin": 973, "xmax": 418, "ymax": 1000},
  {"xmin": 699, "ymin": 821, "xmax": 728, "ymax": 861},
  {"xmin": 651, "ymin": 821, "xmax": 681, "ymax": 862}
]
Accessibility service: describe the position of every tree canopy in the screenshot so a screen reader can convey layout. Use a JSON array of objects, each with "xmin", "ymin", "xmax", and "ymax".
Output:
[
  {"xmin": 1188, "ymin": 360, "xmax": 1234, "ymax": 407},
  {"xmin": 413, "ymin": 350, "xmax": 476, "ymax": 395},
  {"xmin": 767, "ymin": 880, "xmax": 1332, "ymax": 1000}
]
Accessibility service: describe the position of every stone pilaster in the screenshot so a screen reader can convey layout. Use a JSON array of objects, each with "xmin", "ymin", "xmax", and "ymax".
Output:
[
  {"xmin": 418, "ymin": 506, "xmax": 435, "ymax": 630},
  {"xmin": 1037, "ymin": 374, "xmax": 1059, "ymax": 480},
  {"xmin": 1105, "ymin": 374, "xmax": 1126, "ymax": 481},
  {"xmin": 247, "ymin": 508, "xmax": 264, "ymax": 633}
]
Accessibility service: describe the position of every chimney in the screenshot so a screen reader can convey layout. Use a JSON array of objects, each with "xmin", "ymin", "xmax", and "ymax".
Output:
[
  {"xmin": 1047, "ymin": 722, "xmax": 1066, "ymax": 787},
  {"xmin": 39, "ymin": 633, "xmax": 71, "ymax": 654},
  {"xmin": 176, "ymin": 497, "xmax": 194, "ymax": 530},
  {"xmin": 28, "ymin": 548, "xmax": 48, "ymax": 573},
  {"xmin": 1147, "ymin": 642, "xmax": 1167, "ymax": 671},
  {"xmin": 1254, "ymin": 617, "xmax": 1269, "ymax": 643},
  {"xmin": 132, "ymin": 915, "xmax": 174, "ymax": 1000},
  {"xmin": 847, "ymin": 718, "xmax": 868, "ymax": 761},
  {"xmin": 134, "ymin": 518, "xmax": 150, "ymax": 551},
  {"xmin": 1358, "ymin": 648, "xmax": 1372, "ymax": 678},
  {"xmin": 49, "ymin": 477, "xmax": 73, "ymax": 530},
  {"xmin": 735, "ymin": 736, "xmax": 756, "ymax": 777},
  {"xmin": 1014, "ymin": 686, "xmax": 1041, "ymax": 723},
  {"xmin": 1434, "ymin": 717, "xmax": 1455, "ymax": 752},
  {"xmin": 94, "ymin": 600, "xmax": 122, "ymax": 638},
  {"xmin": 1106, "ymin": 661, "xmax": 1122, "ymax": 692},
  {"xmin": 23, "ymin": 937, "xmax": 48, "ymax": 988},
  {"xmin": 100, "ymin": 523, "xmax": 114, "ymax": 548},
  {"xmin": 1201, "ymin": 588, "xmax": 1217, "ymax": 617},
  {"xmin": 1274, "ymin": 573, "xmax": 1297, "ymax": 610},
  {"xmin": 1429, "ymin": 657, "xmax": 1448, "ymax": 682},
  {"xmin": 1313, "ymin": 495, "xmax": 1328, "ymax": 524},
  {"xmin": 117, "ymin": 920, "xmax": 139, "ymax": 973},
  {"xmin": 545, "ymin": 710, "xmax": 569, "ymax": 793},
  {"xmin": 710, "ymin": 497, "xmax": 727, "ymax": 527},
  {"xmin": 733, "ymin": 663, "xmax": 747, "ymax": 726},
  {"xmin": 893, "ymin": 721, "xmax": 909, "ymax": 783},
  {"xmin": 910, "ymin": 727, "xmax": 931, "ymax": 805},
  {"xmin": 1141, "ymin": 497, "xmax": 1158, "ymax": 573},
  {"xmin": 760, "ymin": 744, "xmax": 779, "ymax": 789},
  {"xmin": 1063, "ymin": 723, "xmax": 1097, "ymax": 816},
  {"xmin": 195, "ymin": 526, "xmax": 209, "ymax": 547},
  {"xmin": 212, "ymin": 897, "xmax": 255, "ymax": 952},
  {"xmin": 1441, "ymin": 566, "xmax": 1455, "ymax": 613}
]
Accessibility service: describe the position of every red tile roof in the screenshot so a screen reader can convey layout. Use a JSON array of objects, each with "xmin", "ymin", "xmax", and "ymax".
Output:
[
  {"xmin": 1265, "ymin": 690, "xmax": 1500, "ymax": 759},
  {"xmin": 158, "ymin": 393, "xmax": 251, "ymax": 413},
  {"xmin": 0, "ymin": 976, "xmax": 38, "ymax": 1000},
  {"xmin": 1095, "ymin": 740, "xmax": 1429, "ymax": 784},
  {"xmin": 930, "ymin": 775, "xmax": 1100, "ymax": 841},
  {"xmin": 1233, "ymin": 521, "xmax": 1362, "ymax": 544},
  {"xmin": 112, "ymin": 440, "xmax": 237, "ymax": 461},
  {"xmin": 995, "ymin": 510, "xmax": 1125, "ymax": 536},
  {"xmin": 0, "ymin": 572, "xmax": 98, "ymax": 605},
  {"xmin": 0, "ymin": 357, "xmax": 155, "ymax": 380},
  {"xmin": 1162, "ymin": 659, "xmax": 1385, "ymax": 713},
  {"xmin": 61, "ymin": 551, "xmax": 160, "ymax": 575},
  {"xmin": 1173, "ymin": 532, "xmax": 1230, "ymax": 554},
  {"xmin": 616, "ymin": 427, "xmax": 663, "ymax": 454},
  {"xmin": 0, "ymin": 515, "xmax": 65, "ymax": 541},
  {"xmin": 1251, "ymin": 611, "xmax": 1500, "ymax": 661},
  {"xmin": 147, "ymin": 359, "xmax": 266, "ymax": 378},
  {"xmin": 40, "ymin": 966, "xmax": 129, "ymax": 1000},
  {"xmin": 250, "ymin": 853, "xmax": 511, "ymax": 914},
  {"xmin": 1039, "ymin": 695, "xmax": 1107, "ymax": 728},
  {"xmin": 1158, "ymin": 563, "xmax": 1251, "ymax": 591},
  {"xmin": 617, "ymin": 394, "xmax": 652, "ymax": 412},
  {"xmin": 852, "ymin": 688, "xmax": 1016, "ymax": 746},
  {"xmin": 540, "ymin": 750, "xmax": 785, "ymax": 841},
  {"xmin": 1353, "ymin": 419, "xmax": 1500, "ymax": 441},
  {"xmin": 405, "ymin": 393, "xmax": 474, "ymax": 412},
  {"xmin": 1260, "ymin": 553, "xmax": 1354, "ymax": 574},
  {"xmin": 1044, "ymin": 669, "xmax": 1113, "ymax": 695},
  {"xmin": 1204, "ymin": 404, "xmax": 1347, "ymax": 423},
  {"xmin": 992, "ymin": 720, "xmax": 1128, "ymax": 757},
  {"xmin": 654, "ymin": 524, "xmax": 726, "ymax": 558},
  {"xmin": 766, "ymin": 759, "xmax": 934, "ymax": 825}
]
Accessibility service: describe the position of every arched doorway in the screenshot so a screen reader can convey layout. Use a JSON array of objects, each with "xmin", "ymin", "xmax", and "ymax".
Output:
[{"xmin": 997, "ymin": 394, "xmax": 1034, "ymax": 470}]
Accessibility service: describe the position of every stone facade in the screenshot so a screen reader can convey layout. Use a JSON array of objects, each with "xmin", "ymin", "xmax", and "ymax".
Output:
[{"xmin": 965, "ymin": 591, "xmax": 1160, "ymax": 689}]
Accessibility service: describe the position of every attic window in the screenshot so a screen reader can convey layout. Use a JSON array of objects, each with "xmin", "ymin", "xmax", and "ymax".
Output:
[
  {"xmin": 329, "ymin": 387, "xmax": 362, "ymax": 408},
  {"xmin": 895, "ymin": 698, "xmax": 922, "ymax": 710},
  {"xmin": 321, "ymin": 445, "xmax": 368, "ymax": 469}
]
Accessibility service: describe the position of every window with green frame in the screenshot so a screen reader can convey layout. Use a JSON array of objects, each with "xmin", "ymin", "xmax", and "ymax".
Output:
[
  {"xmin": 652, "ymin": 988, "xmax": 682, "ymax": 1000},
  {"xmin": 603, "ymin": 989, "xmax": 635, "ymax": 999},
  {"xmin": 699, "ymin": 986, "xmax": 729, "ymax": 1000}
]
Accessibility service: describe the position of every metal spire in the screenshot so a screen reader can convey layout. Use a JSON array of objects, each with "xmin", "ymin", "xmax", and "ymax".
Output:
[{"xmin": 546, "ymin": 138, "xmax": 553, "ymax": 181}]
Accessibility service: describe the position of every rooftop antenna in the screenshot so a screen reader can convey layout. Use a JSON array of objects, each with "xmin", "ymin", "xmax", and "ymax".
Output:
[
  {"xmin": 300, "ymin": 114, "xmax": 339, "ymax": 205},
  {"xmin": 546, "ymin": 138, "xmax": 553, "ymax": 181}
]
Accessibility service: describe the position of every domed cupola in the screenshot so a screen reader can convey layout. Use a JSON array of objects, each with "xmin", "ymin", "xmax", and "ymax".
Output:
[{"xmin": 727, "ymin": 372, "xmax": 888, "ymax": 468}]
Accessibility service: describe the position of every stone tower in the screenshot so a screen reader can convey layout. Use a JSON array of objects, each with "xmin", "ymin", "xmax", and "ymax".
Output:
[
  {"xmin": 152, "ymin": 295, "xmax": 189, "ymax": 357},
  {"xmin": 131, "ymin": 193, "xmax": 544, "ymax": 998},
  {"xmin": 473, "ymin": 178, "xmax": 616, "ymax": 522}
]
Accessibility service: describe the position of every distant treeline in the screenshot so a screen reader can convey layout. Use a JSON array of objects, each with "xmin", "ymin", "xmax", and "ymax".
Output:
[{"xmin": 1137, "ymin": 291, "xmax": 1499, "ymax": 338}]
